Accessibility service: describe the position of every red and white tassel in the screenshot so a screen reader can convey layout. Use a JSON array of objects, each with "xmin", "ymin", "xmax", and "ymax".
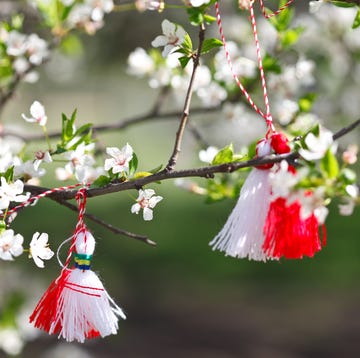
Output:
[
  {"xmin": 262, "ymin": 134, "xmax": 326, "ymax": 259},
  {"xmin": 30, "ymin": 229, "xmax": 126, "ymax": 342},
  {"xmin": 209, "ymin": 138, "xmax": 273, "ymax": 261},
  {"xmin": 30, "ymin": 188, "xmax": 126, "ymax": 342}
]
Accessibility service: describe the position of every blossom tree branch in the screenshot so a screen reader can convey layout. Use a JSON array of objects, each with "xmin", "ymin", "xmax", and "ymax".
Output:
[{"xmin": 22, "ymin": 118, "xmax": 359, "ymax": 201}]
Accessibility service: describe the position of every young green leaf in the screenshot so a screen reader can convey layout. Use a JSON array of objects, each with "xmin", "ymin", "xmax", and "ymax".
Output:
[
  {"xmin": 201, "ymin": 38, "xmax": 223, "ymax": 55},
  {"xmin": 320, "ymin": 149, "xmax": 339, "ymax": 179},
  {"xmin": 128, "ymin": 152, "xmax": 138, "ymax": 176},
  {"xmin": 92, "ymin": 175, "xmax": 111, "ymax": 188},
  {"xmin": 331, "ymin": 1, "xmax": 356, "ymax": 7},
  {"xmin": 352, "ymin": 9, "xmax": 360, "ymax": 28},
  {"xmin": 212, "ymin": 144, "xmax": 234, "ymax": 165},
  {"xmin": 179, "ymin": 55, "xmax": 192, "ymax": 68}
]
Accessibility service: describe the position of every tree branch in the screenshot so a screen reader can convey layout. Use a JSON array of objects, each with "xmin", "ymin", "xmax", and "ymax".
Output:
[
  {"xmin": 22, "ymin": 117, "xmax": 360, "ymax": 202},
  {"xmin": 164, "ymin": 23, "xmax": 206, "ymax": 172}
]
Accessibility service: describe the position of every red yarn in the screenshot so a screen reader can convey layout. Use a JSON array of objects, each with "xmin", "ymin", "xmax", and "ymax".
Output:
[
  {"xmin": 271, "ymin": 132, "xmax": 291, "ymax": 154},
  {"xmin": 262, "ymin": 197, "xmax": 324, "ymax": 259},
  {"xmin": 29, "ymin": 269, "xmax": 70, "ymax": 334}
]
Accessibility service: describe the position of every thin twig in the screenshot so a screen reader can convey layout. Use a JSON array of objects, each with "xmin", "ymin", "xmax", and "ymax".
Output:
[
  {"xmin": 1, "ymin": 106, "xmax": 219, "ymax": 141},
  {"xmin": 333, "ymin": 119, "xmax": 360, "ymax": 140},
  {"xmin": 21, "ymin": 184, "xmax": 156, "ymax": 246},
  {"xmin": 164, "ymin": 23, "xmax": 206, "ymax": 172}
]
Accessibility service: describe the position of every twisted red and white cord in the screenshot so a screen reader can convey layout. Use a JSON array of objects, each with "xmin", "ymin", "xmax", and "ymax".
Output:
[
  {"xmin": 215, "ymin": 0, "xmax": 295, "ymax": 135},
  {"xmin": 5, "ymin": 183, "xmax": 85, "ymax": 217},
  {"xmin": 258, "ymin": 0, "xmax": 294, "ymax": 19}
]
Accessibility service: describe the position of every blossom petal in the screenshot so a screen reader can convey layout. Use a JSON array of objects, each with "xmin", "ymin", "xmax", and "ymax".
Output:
[
  {"xmin": 143, "ymin": 207, "xmax": 153, "ymax": 221},
  {"xmin": 106, "ymin": 147, "xmax": 121, "ymax": 158},
  {"xmin": 149, "ymin": 195, "xmax": 163, "ymax": 208},
  {"xmin": 131, "ymin": 203, "xmax": 141, "ymax": 214},
  {"xmin": 161, "ymin": 19, "xmax": 176, "ymax": 37},
  {"xmin": 151, "ymin": 35, "xmax": 168, "ymax": 48}
]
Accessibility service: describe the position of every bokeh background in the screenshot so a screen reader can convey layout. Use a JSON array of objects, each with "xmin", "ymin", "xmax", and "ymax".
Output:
[{"xmin": 1, "ymin": 1, "xmax": 360, "ymax": 357}]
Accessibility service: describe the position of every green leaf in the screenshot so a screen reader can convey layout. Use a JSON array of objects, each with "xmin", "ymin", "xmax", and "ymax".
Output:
[
  {"xmin": 298, "ymin": 93, "xmax": 317, "ymax": 113},
  {"xmin": 187, "ymin": 7, "xmax": 204, "ymax": 26},
  {"xmin": 182, "ymin": 33, "xmax": 193, "ymax": 52},
  {"xmin": 178, "ymin": 55, "xmax": 192, "ymax": 68},
  {"xmin": 128, "ymin": 152, "xmax": 138, "ymax": 176},
  {"xmin": 211, "ymin": 144, "xmax": 234, "ymax": 165},
  {"xmin": 320, "ymin": 149, "xmax": 339, "ymax": 179},
  {"xmin": 339, "ymin": 168, "xmax": 357, "ymax": 184},
  {"xmin": 280, "ymin": 27, "xmax": 304, "ymax": 48},
  {"xmin": 149, "ymin": 164, "xmax": 163, "ymax": 174},
  {"xmin": 3, "ymin": 166, "xmax": 14, "ymax": 182},
  {"xmin": 262, "ymin": 53, "xmax": 282, "ymax": 74},
  {"xmin": 204, "ymin": 14, "xmax": 216, "ymax": 23},
  {"xmin": 60, "ymin": 34, "xmax": 83, "ymax": 56},
  {"xmin": 74, "ymin": 123, "xmax": 92, "ymax": 137},
  {"xmin": 133, "ymin": 171, "xmax": 152, "ymax": 179},
  {"xmin": 331, "ymin": 1, "xmax": 356, "ymax": 7},
  {"xmin": 352, "ymin": 9, "xmax": 360, "ymax": 28},
  {"xmin": 200, "ymin": 38, "xmax": 223, "ymax": 55},
  {"xmin": 92, "ymin": 175, "xmax": 111, "ymax": 188}
]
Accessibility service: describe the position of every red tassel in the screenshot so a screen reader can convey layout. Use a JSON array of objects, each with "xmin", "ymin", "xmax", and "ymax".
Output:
[
  {"xmin": 262, "ymin": 197, "xmax": 323, "ymax": 259},
  {"xmin": 29, "ymin": 269, "xmax": 76, "ymax": 336}
]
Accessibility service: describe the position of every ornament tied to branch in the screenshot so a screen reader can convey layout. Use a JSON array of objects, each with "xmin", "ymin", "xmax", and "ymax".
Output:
[{"xmin": 29, "ymin": 187, "xmax": 126, "ymax": 343}]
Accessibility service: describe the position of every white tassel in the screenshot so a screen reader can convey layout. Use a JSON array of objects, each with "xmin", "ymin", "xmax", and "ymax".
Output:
[
  {"xmin": 51, "ymin": 230, "xmax": 126, "ymax": 343},
  {"xmin": 210, "ymin": 168, "xmax": 272, "ymax": 261}
]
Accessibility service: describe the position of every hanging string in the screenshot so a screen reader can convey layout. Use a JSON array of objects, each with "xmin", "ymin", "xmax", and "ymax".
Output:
[
  {"xmin": 58, "ymin": 187, "xmax": 88, "ymax": 273},
  {"xmin": 258, "ymin": 0, "xmax": 294, "ymax": 19},
  {"xmin": 249, "ymin": 1, "xmax": 273, "ymax": 133},
  {"xmin": 215, "ymin": 1, "xmax": 268, "ymax": 123},
  {"xmin": 4, "ymin": 183, "xmax": 85, "ymax": 217},
  {"xmin": 215, "ymin": 0, "xmax": 295, "ymax": 135}
]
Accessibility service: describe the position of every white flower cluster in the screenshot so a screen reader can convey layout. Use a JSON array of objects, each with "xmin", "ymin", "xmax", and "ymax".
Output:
[
  {"xmin": 1, "ymin": 29, "xmax": 49, "ymax": 82},
  {"xmin": 60, "ymin": 0, "xmax": 114, "ymax": 34}
]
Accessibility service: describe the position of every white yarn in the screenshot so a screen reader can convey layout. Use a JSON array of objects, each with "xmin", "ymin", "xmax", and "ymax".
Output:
[
  {"xmin": 209, "ymin": 168, "xmax": 272, "ymax": 261},
  {"xmin": 50, "ymin": 230, "xmax": 126, "ymax": 343}
]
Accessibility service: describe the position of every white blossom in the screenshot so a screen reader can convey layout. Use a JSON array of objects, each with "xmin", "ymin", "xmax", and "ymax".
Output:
[
  {"xmin": 26, "ymin": 33, "xmax": 49, "ymax": 65},
  {"xmin": 342, "ymin": 144, "xmax": 358, "ymax": 165},
  {"xmin": 14, "ymin": 160, "xmax": 46, "ymax": 179},
  {"xmin": 63, "ymin": 143, "xmax": 96, "ymax": 181},
  {"xmin": 299, "ymin": 129, "xmax": 334, "ymax": 161},
  {"xmin": 61, "ymin": 0, "xmax": 76, "ymax": 5},
  {"xmin": 0, "ymin": 229, "xmax": 24, "ymax": 261},
  {"xmin": 189, "ymin": 0, "xmax": 211, "ymax": 7},
  {"xmin": 104, "ymin": 143, "xmax": 133, "ymax": 174},
  {"xmin": 297, "ymin": 188, "xmax": 329, "ymax": 224},
  {"xmin": 199, "ymin": 146, "xmax": 219, "ymax": 164},
  {"xmin": 151, "ymin": 19, "xmax": 186, "ymax": 57},
  {"xmin": 0, "ymin": 328, "xmax": 24, "ymax": 356},
  {"xmin": 269, "ymin": 161, "xmax": 303, "ymax": 199},
  {"xmin": 339, "ymin": 198, "xmax": 356, "ymax": 216},
  {"xmin": 34, "ymin": 150, "xmax": 52, "ymax": 171},
  {"xmin": 0, "ymin": 177, "xmax": 29, "ymax": 212},
  {"xmin": 21, "ymin": 101, "xmax": 47, "ymax": 126},
  {"xmin": 196, "ymin": 82, "xmax": 227, "ymax": 107},
  {"xmin": 309, "ymin": 0, "xmax": 325, "ymax": 14},
  {"xmin": 127, "ymin": 47, "xmax": 155, "ymax": 77},
  {"xmin": 274, "ymin": 99, "xmax": 299, "ymax": 126},
  {"xmin": 75, "ymin": 165, "xmax": 104, "ymax": 184},
  {"xmin": 135, "ymin": 0, "xmax": 164, "ymax": 12},
  {"xmin": 29, "ymin": 232, "xmax": 54, "ymax": 268},
  {"xmin": 131, "ymin": 189, "xmax": 163, "ymax": 221},
  {"xmin": 5, "ymin": 31, "xmax": 27, "ymax": 57},
  {"xmin": 13, "ymin": 57, "xmax": 30, "ymax": 75}
]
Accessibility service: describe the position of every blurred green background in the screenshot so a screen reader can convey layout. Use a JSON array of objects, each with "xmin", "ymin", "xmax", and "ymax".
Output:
[{"xmin": 1, "ymin": 1, "xmax": 360, "ymax": 357}]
